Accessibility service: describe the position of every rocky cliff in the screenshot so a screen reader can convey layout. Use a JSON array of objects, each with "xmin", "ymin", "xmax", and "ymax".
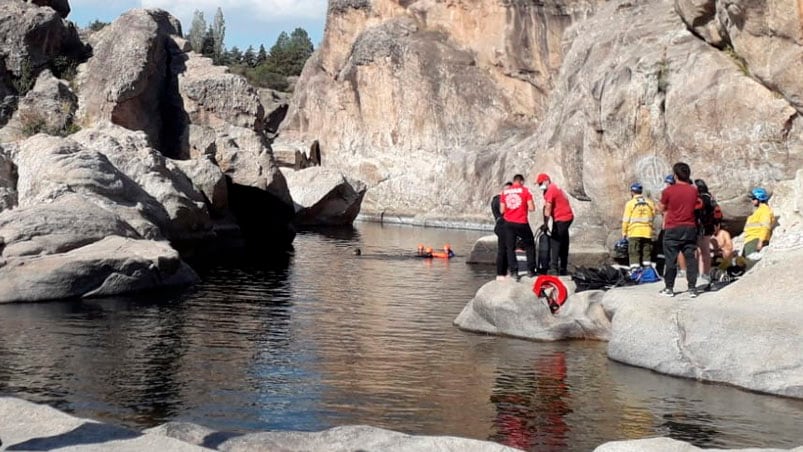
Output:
[
  {"xmin": 282, "ymin": 0, "xmax": 803, "ymax": 245},
  {"xmin": 279, "ymin": 0, "xmax": 597, "ymax": 225},
  {"xmin": 0, "ymin": 2, "xmax": 295, "ymax": 302}
]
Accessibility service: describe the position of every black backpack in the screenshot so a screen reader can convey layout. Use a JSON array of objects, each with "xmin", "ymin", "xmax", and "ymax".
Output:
[{"xmin": 572, "ymin": 265, "xmax": 635, "ymax": 292}]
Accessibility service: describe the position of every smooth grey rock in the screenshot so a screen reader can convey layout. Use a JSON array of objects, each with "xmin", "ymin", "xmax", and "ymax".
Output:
[
  {"xmin": 605, "ymin": 247, "xmax": 803, "ymax": 398},
  {"xmin": 281, "ymin": 166, "xmax": 366, "ymax": 226},
  {"xmin": 0, "ymin": 236, "xmax": 198, "ymax": 303},
  {"xmin": 15, "ymin": 133, "xmax": 167, "ymax": 239},
  {"xmin": 466, "ymin": 234, "xmax": 498, "ymax": 264},
  {"xmin": 0, "ymin": 397, "xmax": 209, "ymax": 451},
  {"xmin": 173, "ymin": 157, "xmax": 229, "ymax": 214},
  {"xmin": 75, "ymin": 9, "xmax": 182, "ymax": 149},
  {"xmin": 176, "ymin": 54, "xmax": 264, "ymax": 133},
  {"xmin": 454, "ymin": 278, "xmax": 611, "ymax": 341},
  {"xmin": 71, "ymin": 124, "xmax": 213, "ymax": 242},
  {"xmin": 0, "ymin": 193, "xmax": 140, "ymax": 257},
  {"xmin": 217, "ymin": 425, "xmax": 519, "ymax": 452},
  {"xmin": 595, "ymin": 437, "xmax": 803, "ymax": 451}
]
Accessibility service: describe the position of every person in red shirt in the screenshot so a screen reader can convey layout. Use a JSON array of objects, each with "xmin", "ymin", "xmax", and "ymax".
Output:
[
  {"xmin": 657, "ymin": 162, "xmax": 700, "ymax": 297},
  {"xmin": 536, "ymin": 173, "xmax": 574, "ymax": 276},
  {"xmin": 499, "ymin": 174, "xmax": 536, "ymax": 279}
]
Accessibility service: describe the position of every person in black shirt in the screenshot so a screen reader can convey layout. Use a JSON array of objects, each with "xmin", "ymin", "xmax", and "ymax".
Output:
[{"xmin": 491, "ymin": 182, "xmax": 513, "ymax": 280}]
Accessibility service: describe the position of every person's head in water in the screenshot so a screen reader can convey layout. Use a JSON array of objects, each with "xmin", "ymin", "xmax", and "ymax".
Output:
[
  {"xmin": 353, "ymin": 248, "xmax": 361, "ymax": 256},
  {"xmin": 512, "ymin": 174, "xmax": 525, "ymax": 185},
  {"xmin": 672, "ymin": 162, "xmax": 691, "ymax": 183}
]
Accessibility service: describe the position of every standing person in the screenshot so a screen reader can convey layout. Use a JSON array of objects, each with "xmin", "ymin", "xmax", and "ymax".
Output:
[
  {"xmin": 742, "ymin": 187, "xmax": 774, "ymax": 258},
  {"xmin": 491, "ymin": 182, "xmax": 513, "ymax": 280},
  {"xmin": 536, "ymin": 173, "xmax": 574, "ymax": 276},
  {"xmin": 621, "ymin": 182, "xmax": 656, "ymax": 271},
  {"xmin": 500, "ymin": 175, "xmax": 537, "ymax": 280},
  {"xmin": 657, "ymin": 162, "xmax": 700, "ymax": 297},
  {"xmin": 694, "ymin": 179, "xmax": 718, "ymax": 280}
]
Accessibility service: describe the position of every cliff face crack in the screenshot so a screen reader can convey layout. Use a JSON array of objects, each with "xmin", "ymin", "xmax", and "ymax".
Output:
[
  {"xmin": 674, "ymin": 311, "xmax": 703, "ymax": 379},
  {"xmin": 673, "ymin": 1, "xmax": 802, "ymax": 115}
]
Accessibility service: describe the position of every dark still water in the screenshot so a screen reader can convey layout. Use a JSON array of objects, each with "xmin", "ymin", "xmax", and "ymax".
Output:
[{"xmin": 0, "ymin": 223, "xmax": 801, "ymax": 451}]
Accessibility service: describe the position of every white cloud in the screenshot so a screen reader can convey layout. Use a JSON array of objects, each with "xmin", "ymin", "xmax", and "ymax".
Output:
[{"xmin": 140, "ymin": 0, "xmax": 327, "ymax": 21}]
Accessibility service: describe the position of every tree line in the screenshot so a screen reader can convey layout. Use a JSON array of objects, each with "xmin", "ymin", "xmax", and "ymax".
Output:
[
  {"xmin": 86, "ymin": 8, "xmax": 314, "ymax": 92},
  {"xmin": 186, "ymin": 8, "xmax": 314, "ymax": 91}
]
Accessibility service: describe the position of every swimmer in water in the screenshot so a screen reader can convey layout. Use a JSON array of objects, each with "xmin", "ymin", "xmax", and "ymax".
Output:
[{"xmin": 353, "ymin": 248, "xmax": 362, "ymax": 256}]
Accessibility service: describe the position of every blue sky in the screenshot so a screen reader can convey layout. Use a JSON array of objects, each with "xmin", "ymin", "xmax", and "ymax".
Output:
[{"xmin": 69, "ymin": 0, "xmax": 326, "ymax": 51}]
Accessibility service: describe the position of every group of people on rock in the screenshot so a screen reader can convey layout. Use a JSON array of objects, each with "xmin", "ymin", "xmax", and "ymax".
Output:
[
  {"xmin": 491, "ymin": 173, "xmax": 574, "ymax": 281},
  {"xmin": 491, "ymin": 162, "xmax": 775, "ymax": 297},
  {"xmin": 621, "ymin": 162, "xmax": 774, "ymax": 297}
]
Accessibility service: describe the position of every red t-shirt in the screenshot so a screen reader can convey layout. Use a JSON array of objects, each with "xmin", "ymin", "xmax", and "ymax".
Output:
[
  {"xmin": 501, "ymin": 183, "xmax": 533, "ymax": 224},
  {"xmin": 543, "ymin": 184, "xmax": 574, "ymax": 222},
  {"xmin": 660, "ymin": 182, "xmax": 698, "ymax": 228}
]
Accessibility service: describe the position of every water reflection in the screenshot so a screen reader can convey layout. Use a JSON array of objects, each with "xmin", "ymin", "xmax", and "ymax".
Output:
[
  {"xmin": 491, "ymin": 353, "xmax": 571, "ymax": 451},
  {"xmin": 0, "ymin": 223, "xmax": 802, "ymax": 451}
]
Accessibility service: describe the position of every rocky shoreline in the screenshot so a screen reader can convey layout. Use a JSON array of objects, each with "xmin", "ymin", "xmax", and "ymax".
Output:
[{"xmin": 2, "ymin": 397, "xmax": 799, "ymax": 451}]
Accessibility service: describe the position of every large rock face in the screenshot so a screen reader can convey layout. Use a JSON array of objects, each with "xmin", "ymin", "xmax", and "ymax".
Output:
[
  {"xmin": 676, "ymin": 0, "xmax": 803, "ymax": 113},
  {"xmin": 516, "ymin": 0, "xmax": 803, "ymax": 245},
  {"xmin": 74, "ymin": 9, "xmax": 181, "ymax": 151},
  {"xmin": 280, "ymin": 0, "xmax": 597, "ymax": 225},
  {"xmin": 0, "ymin": 0, "xmax": 84, "ymax": 77},
  {"xmin": 284, "ymin": 0, "xmax": 803, "ymax": 245}
]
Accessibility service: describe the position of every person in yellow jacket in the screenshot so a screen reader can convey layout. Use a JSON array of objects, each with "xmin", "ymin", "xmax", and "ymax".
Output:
[
  {"xmin": 742, "ymin": 187, "xmax": 774, "ymax": 258},
  {"xmin": 621, "ymin": 182, "xmax": 656, "ymax": 270}
]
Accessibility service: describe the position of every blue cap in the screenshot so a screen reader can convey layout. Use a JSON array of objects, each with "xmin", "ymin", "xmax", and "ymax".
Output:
[
  {"xmin": 750, "ymin": 187, "xmax": 769, "ymax": 202},
  {"xmin": 630, "ymin": 182, "xmax": 643, "ymax": 193},
  {"xmin": 664, "ymin": 175, "xmax": 675, "ymax": 185}
]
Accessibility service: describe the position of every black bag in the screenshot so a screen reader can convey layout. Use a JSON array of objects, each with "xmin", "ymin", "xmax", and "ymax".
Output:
[
  {"xmin": 535, "ymin": 228, "xmax": 551, "ymax": 273},
  {"xmin": 572, "ymin": 265, "xmax": 635, "ymax": 292}
]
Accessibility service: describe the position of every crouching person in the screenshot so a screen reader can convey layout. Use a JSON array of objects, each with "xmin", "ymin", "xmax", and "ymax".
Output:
[{"xmin": 742, "ymin": 187, "xmax": 774, "ymax": 265}]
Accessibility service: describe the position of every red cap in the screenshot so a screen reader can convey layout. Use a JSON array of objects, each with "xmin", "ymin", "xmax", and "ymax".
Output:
[{"xmin": 536, "ymin": 173, "xmax": 550, "ymax": 184}]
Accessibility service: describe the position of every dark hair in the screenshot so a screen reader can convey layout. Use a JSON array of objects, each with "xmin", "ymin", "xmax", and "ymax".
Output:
[
  {"xmin": 504, "ymin": 181, "xmax": 513, "ymax": 187},
  {"xmin": 694, "ymin": 178, "xmax": 709, "ymax": 194},
  {"xmin": 513, "ymin": 174, "xmax": 525, "ymax": 183},
  {"xmin": 673, "ymin": 162, "xmax": 691, "ymax": 183}
]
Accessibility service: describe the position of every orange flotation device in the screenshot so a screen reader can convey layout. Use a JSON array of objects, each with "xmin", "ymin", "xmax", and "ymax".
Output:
[
  {"xmin": 533, "ymin": 275, "xmax": 568, "ymax": 313},
  {"xmin": 417, "ymin": 244, "xmax": 455, "ymax": 258}
]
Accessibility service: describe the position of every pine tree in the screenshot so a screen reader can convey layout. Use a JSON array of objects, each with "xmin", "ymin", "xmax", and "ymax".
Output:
[
  {"xmin": 211, "ymin": 7, "xmax": 226, "ymax": 65},
  {"xmin": 187, "ymin": 10, "xmax": 206, "ymax": 54},
  {"xmin": 257, "ymin": 44, "xmax": 268, "ymax": 65},
  {"xmin": 227, "ymin": 46, "xmax": 243, "ymax": 65},
  {"xmin": 201, "ymin": 26, "xmax": 215, "ymax": 59},
  {"xmin": 243, "ymin": 45, "xmax": 256, "ymax": 68}
]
